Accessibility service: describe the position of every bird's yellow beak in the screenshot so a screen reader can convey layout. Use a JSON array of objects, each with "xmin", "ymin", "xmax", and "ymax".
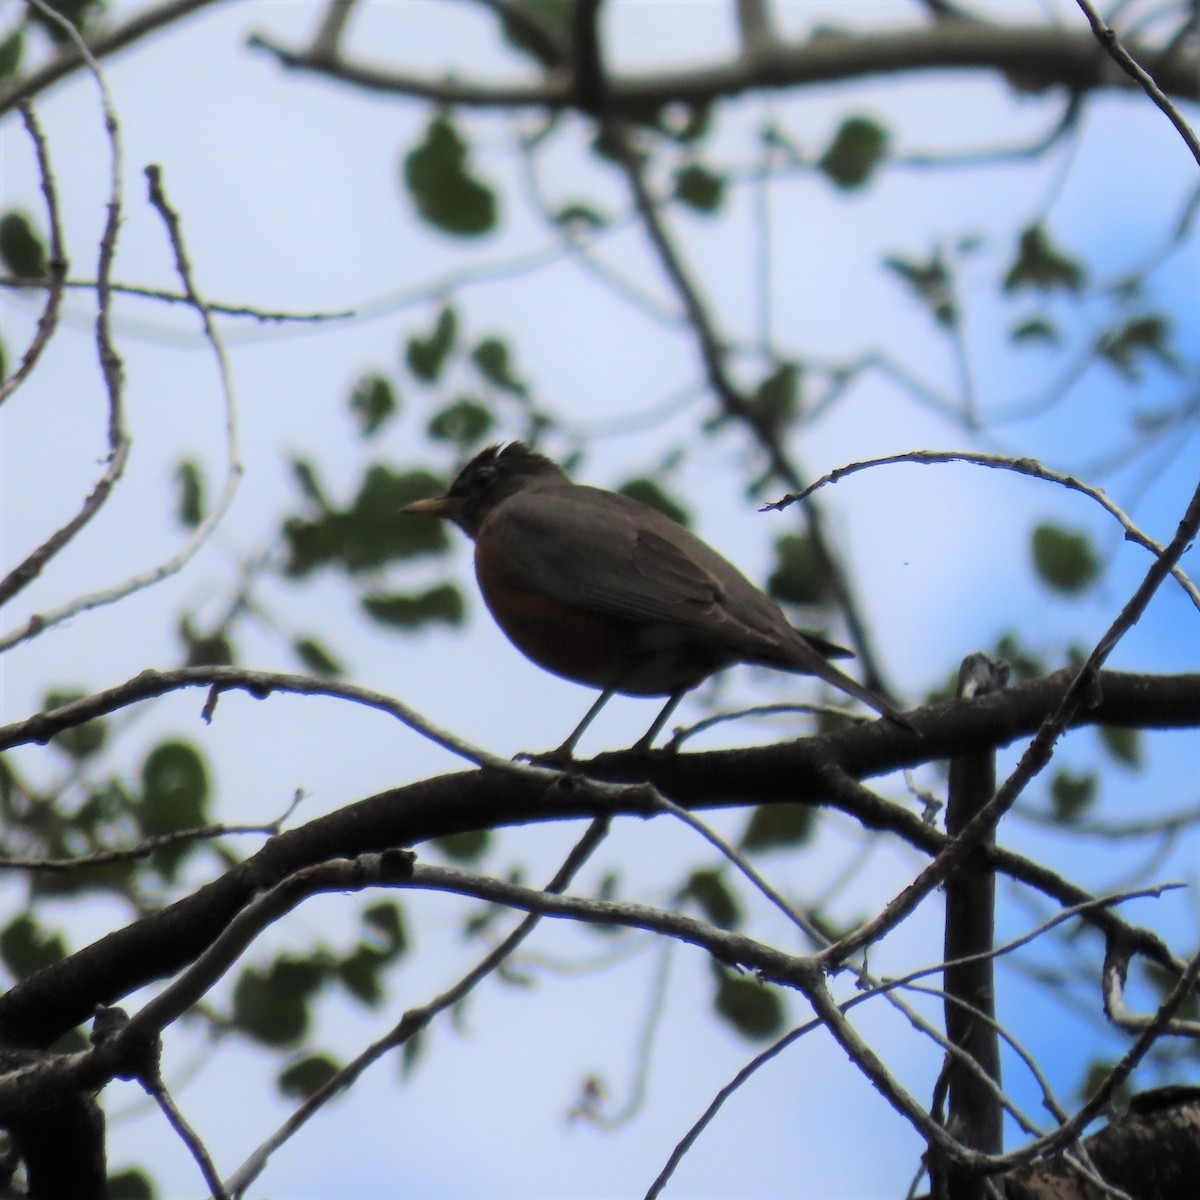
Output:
[{"xmin": 400, "ymin": 496, "xmax": 461, "ymax": 519}]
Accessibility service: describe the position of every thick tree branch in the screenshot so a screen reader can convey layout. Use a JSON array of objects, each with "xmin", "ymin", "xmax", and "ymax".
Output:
[
  {"xmin": 0, "ymin": 668, "xmax": 1196, "ymax": 1048},
  {"xmin": 248, "ymin": 23, "xmax": 1200, "ymax": 109}
]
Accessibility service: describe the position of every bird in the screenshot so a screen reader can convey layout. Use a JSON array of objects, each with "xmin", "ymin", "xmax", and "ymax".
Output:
[{"xmin": 402, "ymin": 442, "xmax": 908, "ymax": 760}]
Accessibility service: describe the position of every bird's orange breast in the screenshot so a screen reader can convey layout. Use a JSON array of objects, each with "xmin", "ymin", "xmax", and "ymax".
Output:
[{"xmin": 473, "ymin": 530, "xmax": 638, "ymax": 690}]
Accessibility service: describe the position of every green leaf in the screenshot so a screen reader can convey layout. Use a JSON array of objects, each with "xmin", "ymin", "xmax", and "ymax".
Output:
[
  {"xmin": 278, "ymin": 1053, "xmax": 341, "ymax": 1100},
  {"xmin": 0, "ymin": 211, "xmax": 46, "ymax": 278},
  {"xmin": 0, "ymin": 915, "xmax": 67, "ymax": 979},
  {"xmin": 406, "ymin": 306, "xmax": 458, "ymax": 382},
  {"xmin": 349, "ymin": 373, "xmax": 397, "ymax": 437},
  {"xmin": 674, "ymin": 163, "xmax": 725, "ymax": 214},
  {"xmin": 337, "ymin": 945, "xmax": 389, "ymax": 1006},
  {"xmin": 497, "ymin": 0, "xmax": 570, "ymax": 67},
  {"xmin": 362, "ymin": 584, "xmax": 464, "ymax": 629},
  {"xmin": 1099, "ymin": 726, "xmax": 1142, "ymax": 770},
  {"xmin": 294, "ymin": 636, "xmax": 344, "ymax": 678},
  {"xmin": 471, "ymin": 337, "xmax": 527, "ymax": 396},
  {"xmin": 44, "ymin": 689, "xmax": 107, "ymax": 760},
  {"xmin": 1010, "ymin": 316, "xmax": 1060, "ymax": 347},
  {"xmin": 767, "ymin": 534, "xmax": 831, "ymax": 606},
  {"xmin": 740, "ymin": 803, "xmax": 816, "ymax": 851},
  {"xmin": 884, "ymin": 252, "xmax": 955, "ymax": 327},
  {"xmin": 1050, "ymin": 769, "xmax": 1096, "ymax": 822},
  {"xmin": 1143, "ymin": 962, "xmax": 1200, "ymax": 1020},
  {"xmin": 1078, "ymin": 1059, "xmax": 1131, "ymax": 1109},
  {"xmin": 284, "ymin": 465, "xmax": 451, "ymax": 577},
  {"xmin": 107, "ymin": 1168, "xmax": 154, "ymax": 1200},
  {"xmin": 0, "ymin": 30, "xmax": 24, "ymax": 78},
  {"xmin": 712, "ymin": 963, "xmax": 785, "ymax": 1041},
  {"xmin": 752, "ymin": 363, "xmax": 799, "ymax": 431},
  {"xmin": 363, "ymin": 900, "xmax": 408, "ymax": 959},
  {"xmin": 428, "ymin": 397, "xmax": 495, "ymax": 446},
  {"xmin": 179, "ymin": 616, "xmax": 235, "ymax": 667},
  {"xmin": 992, "ymin": 632, "xmax": 1045, "ymax": 683},
  {"xmin": 1031, "ymin": 523, "xmax": 1100, "ymax": 595},
  {"xmin": 617, "ymin": 478, "xmax": 690, "ymax": 527},
  {"xmin": 233, "ymin": 958, "xmax": 323, "ymax": 1046},
  {"xmin": 681, "ymin": 868, "xmax": 742, "ymax": 931},
  {"xmin": 291, "ymin": 458, "xmax": 328, "ymax": 507},
  {"xmin": 1002, "ymin": 226, "xmax": 1085, "ymax": 294},
  {"xmin": 139, "ymin": 740, "xmax": 209, "ymax": 835},
  {"xmin": 174, "ymin": 459, "xmax": 205, "ymax": 528},
  {"xmin": 403, "ymin": 114, "xmax": 497, "ymax": 237},
  {"xmin": 433, "ymin": 829, "xmax": 491, "ymax": 862},
  {"xmin": 818, "ymin": 116, "xmax": 888, "ymax": 190},
  {"xmin": 401, "ymin": 1027, "xmax": 425, "ymax": 1077},
  {"xmin": 1097, "ymin": 315, "xmax": 1180, "ymax": 382},
  {"xmin": 803, "ymin": 906, "xmax": 859, "ymax": 944}
]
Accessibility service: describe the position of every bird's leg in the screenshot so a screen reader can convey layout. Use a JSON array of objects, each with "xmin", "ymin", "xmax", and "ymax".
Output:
[
  {"xmin": 522, "ymin": 687, "xmax": 616, "ymax": 765},
  {"xmin": 631, "ymin": 689, "xmax": 686, "ymax": 754}
]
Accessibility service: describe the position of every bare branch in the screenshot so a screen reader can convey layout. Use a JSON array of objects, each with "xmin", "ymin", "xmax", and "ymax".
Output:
[
  {"xmin": 0, "ymin": 163, "xmax": 249, "ymax": 651},
  {"xmin": 0, "ymin": 0, "xmax": 224, "ymax": 116},
  {"xmin": 146, "ymin": 1082, "xmax": 229, "ymax": 1200},
  {"xmin": 309, "ymin": 0, "xmax": 358, "ymax": 62},
  {"xmin": 246, "ymin": 23, "xmax": 1200, "ymax": 111},
  {"xmin": 0, "ymin": 823, "xmax": 281, "ymax": 873},
  {"xmin": 765, "ymin": 448, "xmax": 1200, "ymax": 613},
  {"xmin": 0, "ymin": 104, "xmax": 67, "ymax": 409},
  {"xmin": 223, "ymin": 819, "xmax": 609, "ymax": 1198},
  {"xmin": 0, "ymin": 275, "xmax": 356, "ymax": 325},
  {"xmin": 735, "ymin": 0, "xmax": 778, "ymax": 60},
  {"xmin": 1074, "ymin": 0, "xmax": 1200, "ymax": 164},
  {"xmin": 0, "ymin": 1, "xmax": 131, "ymax": 615},
  {"xmin": 819, "ymin": 478, "xmax": 1200, "ymax": 969},
  {"xmin": 606, "ymin": 120, "xmax": 900, "ymax": 698},
  {"xmin": 0, "ymin": 665, "xmax": 544, "ymax": 771}
]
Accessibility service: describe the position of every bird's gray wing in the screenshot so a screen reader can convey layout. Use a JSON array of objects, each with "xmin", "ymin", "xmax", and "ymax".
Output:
[{"xmin": 483, "ymin": 487, "xmax": 735, "ymax": 629}]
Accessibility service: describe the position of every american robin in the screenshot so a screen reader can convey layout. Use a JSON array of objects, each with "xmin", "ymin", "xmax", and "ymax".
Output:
[{"xmin": 403, "ymin": 443, "xmax": 908, "ymax": 758}]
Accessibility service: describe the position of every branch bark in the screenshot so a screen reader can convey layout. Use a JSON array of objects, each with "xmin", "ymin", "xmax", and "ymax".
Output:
[{"xmin": 248, "ymin": 22, "xmax": 1200, "ymax": 110}]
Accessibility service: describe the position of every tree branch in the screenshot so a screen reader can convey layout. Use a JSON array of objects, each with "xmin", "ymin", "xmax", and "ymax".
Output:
[
  {"xmin": 247, "ymin": 23, "xmax": 1200, "ymax": 110},
  {"xmin": 0, "ymin": 667, "xmax": 1196, "ymax": 1047},
  {"xmin": 0, "ymin": 0, "xmax": 225, "ymax": 116}
]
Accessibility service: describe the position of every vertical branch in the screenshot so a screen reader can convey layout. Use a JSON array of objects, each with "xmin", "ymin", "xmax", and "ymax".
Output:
[
  {"xmin": 735, "ymin": 0, "xmax": 777, "ymax": 60},
  {"xmin": 572, "ymin": 0, "xmax": 605, "ymax": 114},
  {"xmin": 608, "ymin": 123, "xmax": 899, "ymax": 698},
  {"xmin": 309, "ymin": 0, "xmax": 358, "ymax": 63},
  {"xmin": 937, "ymin": 653, "xmax": 1010, "ymax": 1198}
]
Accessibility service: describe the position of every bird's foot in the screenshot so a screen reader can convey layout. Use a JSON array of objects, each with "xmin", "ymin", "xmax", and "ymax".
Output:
[
  {"xmin": 515, "ymin": 745, "xmax": 577, "ymax": 768},
  {"xmin": 629, "ymin": 734, "xmax": 678, "ymax": 758}
]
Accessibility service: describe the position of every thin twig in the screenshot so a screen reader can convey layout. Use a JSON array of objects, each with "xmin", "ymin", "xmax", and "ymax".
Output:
[
  {"xmin": 0, "ymin": 275, "xmax": 355, "ymax": 324},
  {"xmin": 0, "ymin": 1, "xmax": 130, "ymax": 614},
  {"xmin": 0, "ymin": 823, "xmax": 283, "ymax": 873},
  {"xmin": 0, "ymin": 0, "xmax": 222, "ymax": 115},
  {"xmin": 765, "ymin": 448, "xmax": 1200, "ymax": 612},
  {"xmin": 223, "ymin": 818, "xmax": 610, "ymax": 1198},
  {"xmin": 0, "ymin": 103, "xmax": 67, "ymax": 409},
  {"xmin": 818, "ymin": 479, "xmax": 1200, "ymax": 967},
  {"xmin": 0, "ymin": 162, "xmax": 248, "ymax": 650},
  {"xmin": 1074, "ymin": 0, "xmax": 1200, "ymax": 165},
  {"xmin": 147, "ymin": 1082, "xmax": 230, "ymax": 1200}
]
